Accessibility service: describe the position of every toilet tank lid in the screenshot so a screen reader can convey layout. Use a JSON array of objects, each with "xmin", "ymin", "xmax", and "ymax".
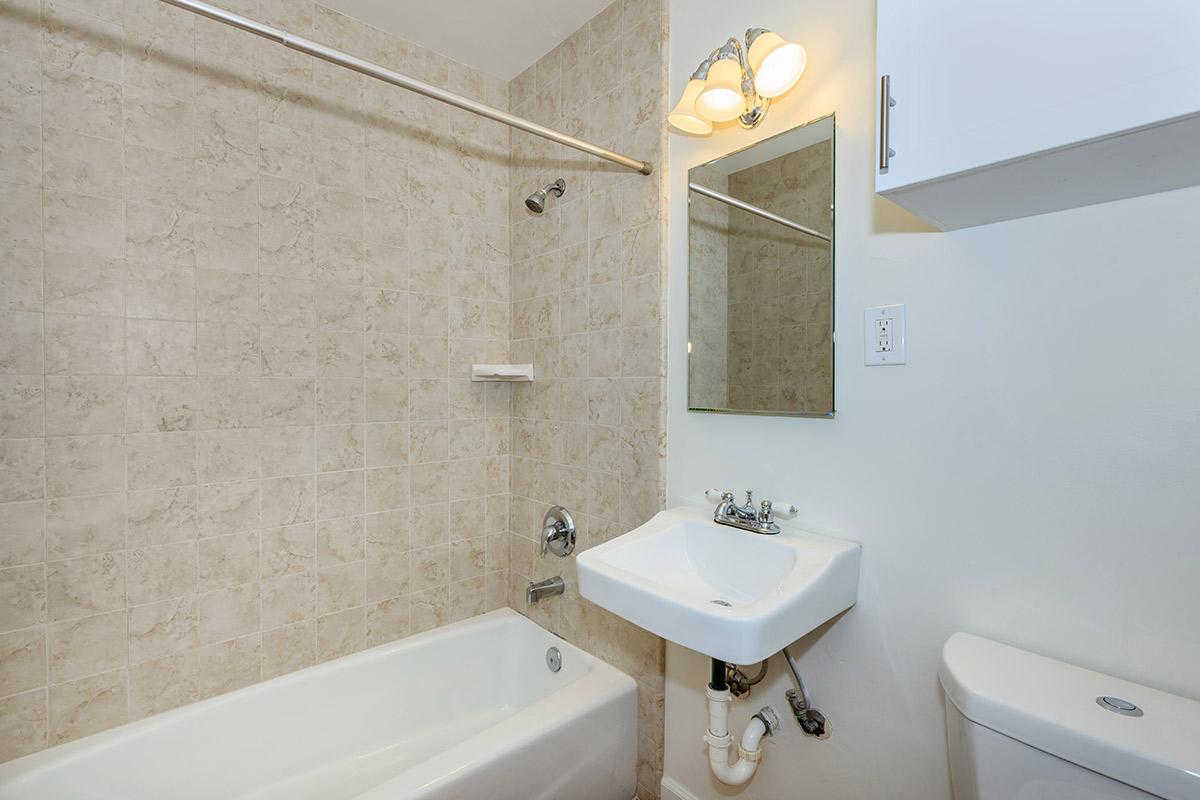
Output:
[{"xmin": 939, "ymin": 633, "xmax": 1200, "ymax": 800}]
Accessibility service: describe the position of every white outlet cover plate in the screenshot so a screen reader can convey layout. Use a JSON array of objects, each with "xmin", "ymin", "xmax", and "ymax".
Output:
[{"xmin": 865, "ymin": 304, "xmax": 906, "ymax": 365}]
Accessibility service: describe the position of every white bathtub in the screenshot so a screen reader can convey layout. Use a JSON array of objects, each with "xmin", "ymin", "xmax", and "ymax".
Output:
[{"xmin": 0, "ymin": 609, "xmax": 637, "ymax": 800}]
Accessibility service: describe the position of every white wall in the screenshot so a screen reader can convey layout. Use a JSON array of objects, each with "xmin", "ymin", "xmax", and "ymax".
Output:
[{"xmin": 663, "ymin": 1, "xmax": 1200, "ymax": 798}]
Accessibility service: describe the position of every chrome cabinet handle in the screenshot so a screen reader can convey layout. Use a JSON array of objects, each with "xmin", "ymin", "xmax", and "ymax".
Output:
[{"xmin": 879, "ymin": 74, "xmax": 895, "ymax": 173}]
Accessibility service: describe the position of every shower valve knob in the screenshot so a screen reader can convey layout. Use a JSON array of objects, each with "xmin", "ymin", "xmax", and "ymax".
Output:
[{"xmin": 540, "ymin": 506, "xmax": 576, "ymax": 557}]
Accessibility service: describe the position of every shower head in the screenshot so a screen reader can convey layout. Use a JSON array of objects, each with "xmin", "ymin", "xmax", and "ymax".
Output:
[{"xmin": 525, "ymin": 178, "xmax": 566, "ymax": 213}]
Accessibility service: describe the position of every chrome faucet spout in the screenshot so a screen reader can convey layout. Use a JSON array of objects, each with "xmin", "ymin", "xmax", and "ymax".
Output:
[{"xmin": 526, "ymin": 576, "xmax": 565, "ymax": 605}]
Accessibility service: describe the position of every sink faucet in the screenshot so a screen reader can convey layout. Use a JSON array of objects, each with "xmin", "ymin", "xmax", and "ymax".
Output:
[{"xmin": 714, "ymin": 491, "xmax": 782, "ymax": 535}]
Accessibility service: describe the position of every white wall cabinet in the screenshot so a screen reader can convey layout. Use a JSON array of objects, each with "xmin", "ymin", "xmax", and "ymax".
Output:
[{"xmin": 875, "ymin": 0, "xmax": 1200, "ymax": 229}]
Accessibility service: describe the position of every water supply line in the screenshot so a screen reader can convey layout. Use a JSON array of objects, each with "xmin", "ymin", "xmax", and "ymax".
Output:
[
  {"xmin": 725, "ymin": 659, "xmax": 768, "ymax": 696},
  {"xmin": 783, "ymin": 645, "xmax": 828, "ymax": 737},
  {"xmin": 705, "ymin": 658, "xmax": 779, "ymax": 786}
]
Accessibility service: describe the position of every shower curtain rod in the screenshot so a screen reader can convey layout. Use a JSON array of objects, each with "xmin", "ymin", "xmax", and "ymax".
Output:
[
  {"xmin": 688, "ymin": 182, "xmax": 831, "ymax": 243},
  {"xmin": 158, "ymin": 0, "xmax": 654, "ymax": 176}
]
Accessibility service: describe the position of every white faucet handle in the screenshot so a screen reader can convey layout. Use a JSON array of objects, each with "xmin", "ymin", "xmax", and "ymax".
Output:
[
  {"xmin": 767, "ymin": 500, "xmax": 799, "ymax": 518},
  {"xmin": 706, "ymin": 489, "xmax": 795, "ymax": 517}
]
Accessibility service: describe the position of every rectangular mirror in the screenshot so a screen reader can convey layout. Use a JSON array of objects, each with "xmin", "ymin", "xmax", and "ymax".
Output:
[{"xmin": 688, "ymin": 114, "xmax": 834, "ymax": 417}]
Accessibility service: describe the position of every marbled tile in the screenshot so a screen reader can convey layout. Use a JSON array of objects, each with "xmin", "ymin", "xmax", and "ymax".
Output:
[
  {"xmin": 0, "ymin": 182, "xmax": 40, "ymax": 253},
  {"xmin": 262, "ymin": 523, "xmax": 315, "ymax": 579},
  {"xmin": 44, "ymin": 376, "xmax": 125, "ymax": 436},
  {"xmin": 198, "ymin": 583, "xmax": 259, "ymax": 646},
  {"xmin": 260, "ymin": 427, "xmax": 314, "ymax": 478},
  {"xmin": 262, "ymin": 620, "xmax": 315, "ymax": 679},
  {"xmin": 316, "ymin": 469, "xmax": 365, "ymax": 520},
  {"xmin": 0, "ymin": 624, "xmax": 44, "ymax": 697},
  {"xmin": 45, "ymin": 493, "xmax": 125, "ymax": 560},
  {"xmin": 46, "ymin": 552, "xmax": 123, "ymax": 622},
  {"xmin": 198, "ymin": 531, "xmax": 259, "ymax": 589},
  {"xmin": 0, "ymin": 689, "xmax": 47, "ymax": 762},
  {"xmin": 0, "ymin": 311, "xmax": 44, "ymax": 375},
  {"xmin": 123, "ymin": 85, "xmax": 195, "ymax": 157},
  {"xmin": 128, "ymin": 651, "xmax": 198, "ymax": 720},
  {"xmin": 126, "ymin": 486, "xmax": 197, "ymax": 547},
  {"xmin": 0, "ymin": 501, "xmax": 44, "ymax": 568},
  {"xmin": 365, "ymin": 596, "xmax": 408, "ymax": 646},
  {"xmin": 261, "ymin": 572, "xmax": 315, "ymax": 629},
  {"xmin": 41, "ymin": 128, "xmax": 123, "ymax": 199},
  {"xmin": 41, "ymin": 66, "xmax": 122, "ymax": 140},
  {"xmin": 49, "ymin": 669, "xmax": 127, "ymax": 745},
  {"xmin": 128, "ymin": 596, "xmax": 197, "ymax": 664},
  {"xmin": 43, "ymin": 254, "xmax": 125, "ymax": 317},
  {"xmin": 317, "ymin": 562, "xmax": 365, "ymax": 614},
  {"xmin": 126, "ymin": 264, "xmax": 196, "ymax": 322},
  {"xmin": 126, "ymin": 541, "xmax": 197, "ymax": 606},
  {"xmin": 197, "ymin": 634, "xmax": 260, "ymax": 700},
  {"xmin": 44, "ymin": 434, "xmax": 124, "ymax": 499},
  {"xmin": 316, "ymin": 606, "xmax": 365, "ymax": 661},
  {"xmin": 0, "ymin": 248, "xmax": 43, "ymax": 315},
  {"xmin": 409, "ymin": 585, "xmax": 447, "ymax": 634},
  {"xmin": 43, "ymin": 313, "xmax": 123, "ymax": 376},
  {"xmin": 0, "ymin": 439, "xmax": 44, "ymax": 504},
  {"xmin": 198, "ymin": 269, "xmax": 258, "ymax": 324},
  {"xmin": 48, "ymin": 609, "xmax": 127, "ymax": 682},
  {"xmin": 42, "ymin": 190, "xmax": 124, "ymax": 259}
]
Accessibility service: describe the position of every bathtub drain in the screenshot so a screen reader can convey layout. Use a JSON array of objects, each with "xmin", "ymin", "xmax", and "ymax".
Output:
[{"xmin": 546, "ymin": 646, "xmax": 562, "ymax": 673}]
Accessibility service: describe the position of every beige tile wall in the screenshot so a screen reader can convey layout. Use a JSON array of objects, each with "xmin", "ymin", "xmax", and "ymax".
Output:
[
  {"xmin": 0, "ymin": 0, "xmax": 512, "ymax": 760},
  {"xmin": 506, "ymin": 1, "xmax": 669, "ymax": 797}
]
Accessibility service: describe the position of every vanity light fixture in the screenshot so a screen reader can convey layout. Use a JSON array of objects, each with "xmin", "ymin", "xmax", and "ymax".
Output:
[{"xmin": 668, "ymin": 28, "xmax": 808, "ymax": 134}]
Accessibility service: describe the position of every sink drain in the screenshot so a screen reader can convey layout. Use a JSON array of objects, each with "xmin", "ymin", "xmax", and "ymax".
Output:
[{"xmin": 710, "ymin": 599, "xmax": 732, "ymax": 607}]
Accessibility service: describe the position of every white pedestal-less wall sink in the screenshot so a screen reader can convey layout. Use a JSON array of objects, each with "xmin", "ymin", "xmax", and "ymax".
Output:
[{"xmin": 577, "ymin": 506, "xmax": 860, "ymax": 664}]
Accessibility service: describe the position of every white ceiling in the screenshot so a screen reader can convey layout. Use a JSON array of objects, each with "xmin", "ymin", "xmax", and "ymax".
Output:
[{"xmin": 319, "ymin": 0, "xmax": 614, "ymax": 80}]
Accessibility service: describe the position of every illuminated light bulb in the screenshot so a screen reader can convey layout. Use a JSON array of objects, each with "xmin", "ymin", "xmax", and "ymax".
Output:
[
  {"xmin": 747, "ymin": 30, "xmax": 807, "ymax": 98},
  {"xmin": 668, "ymin": 78, "xmax": 713, "ymax": 135},
  {"xmin": 695, "ymin": 57, "xmax": 746, "ymax": 122}
]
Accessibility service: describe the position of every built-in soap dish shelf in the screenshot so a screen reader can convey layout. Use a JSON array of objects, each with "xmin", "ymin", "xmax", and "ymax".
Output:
[{"xmin": 471, "ymin": 363, "xmax": 534, "ymax": 382}]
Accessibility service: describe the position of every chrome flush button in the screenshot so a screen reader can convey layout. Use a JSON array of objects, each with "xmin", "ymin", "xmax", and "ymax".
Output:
[{"xmin": 1096, "ymin": 696, "xmax": 1144, "ymax": 717}]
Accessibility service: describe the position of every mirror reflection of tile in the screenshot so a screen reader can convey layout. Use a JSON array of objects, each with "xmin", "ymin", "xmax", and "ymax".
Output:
[{"xmin": 688, "ymin": 119, "xmax": 834, "ymax": 416}]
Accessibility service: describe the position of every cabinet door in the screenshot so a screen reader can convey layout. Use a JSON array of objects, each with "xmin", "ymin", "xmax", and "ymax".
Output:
[{"xmin": 876, "ymin": 0, "xmax": 1200, "ymax": 193}]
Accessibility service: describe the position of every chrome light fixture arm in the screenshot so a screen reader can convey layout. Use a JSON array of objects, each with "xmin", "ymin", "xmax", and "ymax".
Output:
[
  {"xmin": 728, "ymin": 36, "xmax": 771, "ymax": 130},
  {"xmin": 668, "ymin": 27, "xmax": 806, "ymax": 135},
  {"xmin": 701, "ymin": 37, "xmax": 770, "ymax": 130}
]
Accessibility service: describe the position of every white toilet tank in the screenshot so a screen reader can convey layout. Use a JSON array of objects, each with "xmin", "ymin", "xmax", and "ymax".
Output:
[{"xmin": 939, "ymin": 633, "xmax": 1200, "ymax": 800}]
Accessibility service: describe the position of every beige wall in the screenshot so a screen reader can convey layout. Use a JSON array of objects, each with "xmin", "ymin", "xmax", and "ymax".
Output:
[
  {"xmin": 506, "ymin": 1, "xmax": 669, "ymax": 797},
  {"xmin": 0, "ymin": 0, "xmax": 513, "ymax": 760}
]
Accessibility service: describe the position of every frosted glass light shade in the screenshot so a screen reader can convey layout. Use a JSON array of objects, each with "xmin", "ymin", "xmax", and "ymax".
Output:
[
  {"xmin": 668, "ymin": 78, "xmax": 713, "ymax": 134},
  {"xmin": 748, "ymin": 31, "xmax": 807, "ymax": 98},
  {"xmin": 695, "ymin": 58, "xmax": 746, "ymax": 122}
]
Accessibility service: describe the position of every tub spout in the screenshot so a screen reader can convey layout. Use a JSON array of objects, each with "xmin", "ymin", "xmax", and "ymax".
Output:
[{"xmin": 526, "ymin": 576, "xmax": 565, "ymax": 605}]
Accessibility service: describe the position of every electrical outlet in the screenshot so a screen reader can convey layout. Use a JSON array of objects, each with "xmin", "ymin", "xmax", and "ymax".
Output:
[{"xmin": 865, "ymin": 304, "xmax": 906, "ymax": 365}]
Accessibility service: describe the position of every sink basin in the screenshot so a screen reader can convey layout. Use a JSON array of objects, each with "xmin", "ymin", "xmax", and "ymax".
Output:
[{"xmin": 577, "ymin": 506, "xmax": 860, "ymax": 663}]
